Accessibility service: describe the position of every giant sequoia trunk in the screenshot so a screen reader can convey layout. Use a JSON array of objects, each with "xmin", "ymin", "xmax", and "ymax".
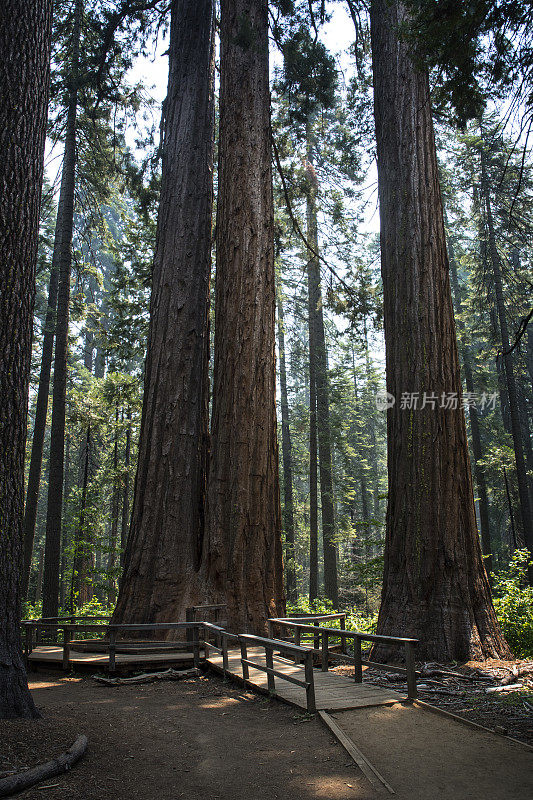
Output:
[
  {"xmin": 0, "ymin": 0, "xmax": 52, "ymax": 718},
  {"xmin": 370, "ymin": 0, "xmax": 508, "ymax": 661},
  {"xmin": 42, "ymin": 0, "xmax": 82, "ymax": 619},
  {"xmin": 111, "ymin": 0, "xmax": 214, "ymax": 625},
  {"xmin": 204, "ymin": 0, "xmax": 285, "ymax": 632},
  {"xmin": 305, "ymin": 133, "xmax": 338, "ymax": 605},
  {"xmin": 277, "ymin": 288, "xmax": 297, "ymax": 602}
]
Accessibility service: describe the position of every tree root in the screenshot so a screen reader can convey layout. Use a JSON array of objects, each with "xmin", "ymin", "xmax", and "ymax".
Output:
[
  {"xmin": 0, "ymin": 735, "xmax": 87, "ymax": 798},
  {"xmin": 92, "ymin": 667, "xmax": 200, "ymax": 686}
]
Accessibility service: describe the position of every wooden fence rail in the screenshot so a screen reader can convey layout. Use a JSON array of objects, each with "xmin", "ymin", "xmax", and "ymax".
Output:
[
  {"xmin": 268, "ymin": 618, "xmax": 419, "ymax": 700},
  {"xmin": 21, "ymin": 621, "xmax": 205, "ymax": 672},
  {"xmin": 238, "ymin": 634, "xmax": 316, "ymax": 713}
]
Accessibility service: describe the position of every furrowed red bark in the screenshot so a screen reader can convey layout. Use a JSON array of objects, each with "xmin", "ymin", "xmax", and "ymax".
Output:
[
  {"xmin": 0, "ymin": 0, "xmax": 52, "ymax": 718},
  {"xmin": 111, "ymin": 0, "xmax": 215, "ymax": 626},
  {"xmin": 204, "ymin": 0, "xmax": 286, "ymax": 633},
  {"xmin": 369, "ymin": 0, "xmax": 508, "ymax": 661}
]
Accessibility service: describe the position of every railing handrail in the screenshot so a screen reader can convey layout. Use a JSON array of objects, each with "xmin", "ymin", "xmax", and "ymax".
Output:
[
  {"xmin": 269, "ymin": 618, "xmax": 418, "ymax": 645},
  {"xmin": 239, "ymin": 633, "xmax": 311, "ymax": 656},
  {"xmin": 202, "ymin": 622, "xmax": 239, "ymax": 639},
  {"xmin": 286, "ymin": 613, "xmax": 346, "ymax": 622},
  {"xmin": 238, "ymin": 633, "xmax": 316, "ymax": 712}
]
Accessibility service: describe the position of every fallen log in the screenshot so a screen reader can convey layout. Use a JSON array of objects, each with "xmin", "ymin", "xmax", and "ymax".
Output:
[
  {"xmin": 0, "ymin": 735, "xmax": 87, "ymax": 798},
  {"xmin": 92, "ymin": 667, "xmax": 200, "ymax": 686}
]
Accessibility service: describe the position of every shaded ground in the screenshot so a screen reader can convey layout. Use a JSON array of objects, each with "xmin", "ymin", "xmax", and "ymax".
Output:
[
  {"xmin": 332, "ymin": 703, "xmax": 533, "ymax": 800},
  {"xmin": 334, "ymin": 658, "xmax": 533, "ymax": 745},
  {"xmin": 1, "ymin": 671, "xmax": 373, "ymax": 800}
]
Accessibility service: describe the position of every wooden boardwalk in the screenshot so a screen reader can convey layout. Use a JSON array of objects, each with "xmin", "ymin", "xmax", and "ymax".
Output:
[
  {"xmin": 28, "ymin": 645, "xmax": 201, "ymax": 672},
  {"xmin": 207, "ymin": 646, "xmax": 405, "ymax": 711}
]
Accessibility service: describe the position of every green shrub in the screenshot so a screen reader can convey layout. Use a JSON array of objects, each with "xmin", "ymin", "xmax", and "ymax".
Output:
[{"xmin": 492, "ymin": 549, "xmax": 533, "ymax": 658}]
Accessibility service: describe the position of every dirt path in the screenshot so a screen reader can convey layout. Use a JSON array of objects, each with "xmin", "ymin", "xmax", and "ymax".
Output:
[
  {"xmin": 1, "ymin": 672, "xmax": 373, "ymax": 800},
  {"xmin": 332, "ymin": 703, "xmax": 533, "ymax": 799}
]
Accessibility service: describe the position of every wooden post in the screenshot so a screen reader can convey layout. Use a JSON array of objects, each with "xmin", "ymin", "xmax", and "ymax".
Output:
[
  {"xmin": 62, "ymin": 627, "xmax": 71, "ymax": 671},
  {"xmin": 314, "ymin": 621, "xmax": 320, "ymax": 653},
  {"xmin": 108, "ymin": 628, "xmax": 116, "ymax": 673},
  {"xmin": 340, "ymin": 614, "xmax": 347, "ymax": 654},
  {"xmin": 192, "ymin": 625, "xmax": 200, "ymax": 667},
  {"xmin": 240, "ymin": 639, "xmax": 249, "ymax": 680},
  {"xmin": 267, "ymin": 620, "xmax": 274, "ymax": 640},
  {"xmin": 185, "ymin": 607, "xmax": 194, "ymax": 651},
  {"xmin": 265, "ymin": 646, "xmax": 275, "ymax": 694},
  {"xmin": 294, "ymin": 626, "xmax": 301, "ymax": 663},
  {"xmin": 304, "ymin": 651, "xmax": 316, "ymax": 713},
  {"xmin": 354, "ymin": 635, "xmax": 363, "ymax": 683},
  {"xmin": 321, "ymin": 631, "xmax": 328, "ymax": 672},
  {"xmin": 405, "ymin": 641, "xmax": 417, "ymax": 700},
  {"xmin": 222, "ymin": 633, "xmax": 229, "ymax": 676}
]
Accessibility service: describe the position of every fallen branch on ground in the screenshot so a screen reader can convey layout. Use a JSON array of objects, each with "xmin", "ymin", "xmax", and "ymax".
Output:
[
  {"xmin": 0, "ymin": 735, "xmax": 87, "ymax": 798},
  {"xmin": 93, "ymin": 667, "xmax": 200, "ymax": 686}
]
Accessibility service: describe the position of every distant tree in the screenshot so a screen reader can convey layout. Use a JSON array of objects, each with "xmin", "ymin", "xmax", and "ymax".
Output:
[{"xmin": 0, "ymin": 0, "xmax": 53, "ymax": 717}]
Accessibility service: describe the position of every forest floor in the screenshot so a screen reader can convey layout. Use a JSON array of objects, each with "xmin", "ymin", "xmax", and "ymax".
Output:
[
  {"xmin": 0, "ymin": 671, "xmax": 372, "ymax": 800},
  {"xmin": 334, "ymin": 658, "xmax": 533, "ymax": 745}
]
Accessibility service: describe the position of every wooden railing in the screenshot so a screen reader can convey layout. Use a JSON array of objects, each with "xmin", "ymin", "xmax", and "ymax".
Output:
[
  {"xmin": 202, "ymin": 622, "xmax": 239, "ymax": 676},
  {"xmin": 268, "ymin": 618, "xmax": 419, "ymax": 700},
  {"xmin": 22, "ymin": 621, "xmax": 205, "ymax": 672},
  {"xmin": 238, "ymin": 634, "xmax": 316, "ymax": 713}
]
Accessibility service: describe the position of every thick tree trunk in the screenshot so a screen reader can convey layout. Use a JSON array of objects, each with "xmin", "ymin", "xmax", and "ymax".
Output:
[
  {"xmin": 369, "ymin": 0, "xmax": 508, "ymax": 661},
  {"xmin": 277, "ymin": 288, "xmax": 297, "ymax": 603},
  {"xmin": 447, "ymin": 230, "xmax": 493, "ymax": 576},
  {"xmin": 112, "ymin": 0, "xmax": 215, "ymax": 626},
  {"xmin": 0, "ymin": 0, "xmax": 52, "ymax": 718},
  {"xmin": 479, "ymin": 143, "xmax": 533, "ymax": 558},
  {"xmin": 204, "ymin": 0, "xmax": 286, "ymax": 633},
  {"xmin": 42, "ymin": 0, "xmax": 82, "ymax": 619},
  {"xmin": 22, "ymin": 259, "xmax": 59, "ymax": 597},
  {"xmin": 305, "ymin": 130, "xmax": 338, "ymax": 606}
]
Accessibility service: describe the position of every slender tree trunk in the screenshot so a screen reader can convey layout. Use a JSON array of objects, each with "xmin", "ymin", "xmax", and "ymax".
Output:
[
  {"xmin": 305, "ymin": 123, "xmax": 338, "ymax": 605},
  {"xmin": 120, "ymin": 406, "xmax": 131, "ymax": 570},
  {"xmin": 277, "ymin": 287, "xmax": 297, "ymax": 602},
  {"xmin": 59, "ymin": 433, "xmax": 72, "ymax": 610},
  {"xmin": 42, "ymin": 0, "xmax": 82, "ymax": 619},
  {"xmin": 369, "ymin": 0, "xmax": 508, "ymax": 660},
  {"xmin": 447, "ymin": 229, "xmax": 493, "ymax": 576},
  {"xmin": 0, "ymin": 0, "xmax": 52, "ymax": 718},
  {"xmin": 309, "ymin": 341, "xmax": 319, "ymax": 602},
  {"xmin": 106, "ymin": 405, "xmax": 120, "ymax": 606},
  {"xmin": 204, "ymin": 0, "xmax": 286, "ymax": 632},
  {"xmin": 112, "ymin": 0, "xmax": 215, "ymax": 626},
  {"xmin": 70, "ymin": 425, "xmax": 91, "ymax": 611},
  {"xmin": 35, "ymin": 548, "xmax": 44, "ymax": 605},
  {"xmin": 22, "ymin": 259, "xmax": 60, "ymax": 596},
  {"xmin": 479, "ymin": 141, "xmax": 533, "ymax": 559}
]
